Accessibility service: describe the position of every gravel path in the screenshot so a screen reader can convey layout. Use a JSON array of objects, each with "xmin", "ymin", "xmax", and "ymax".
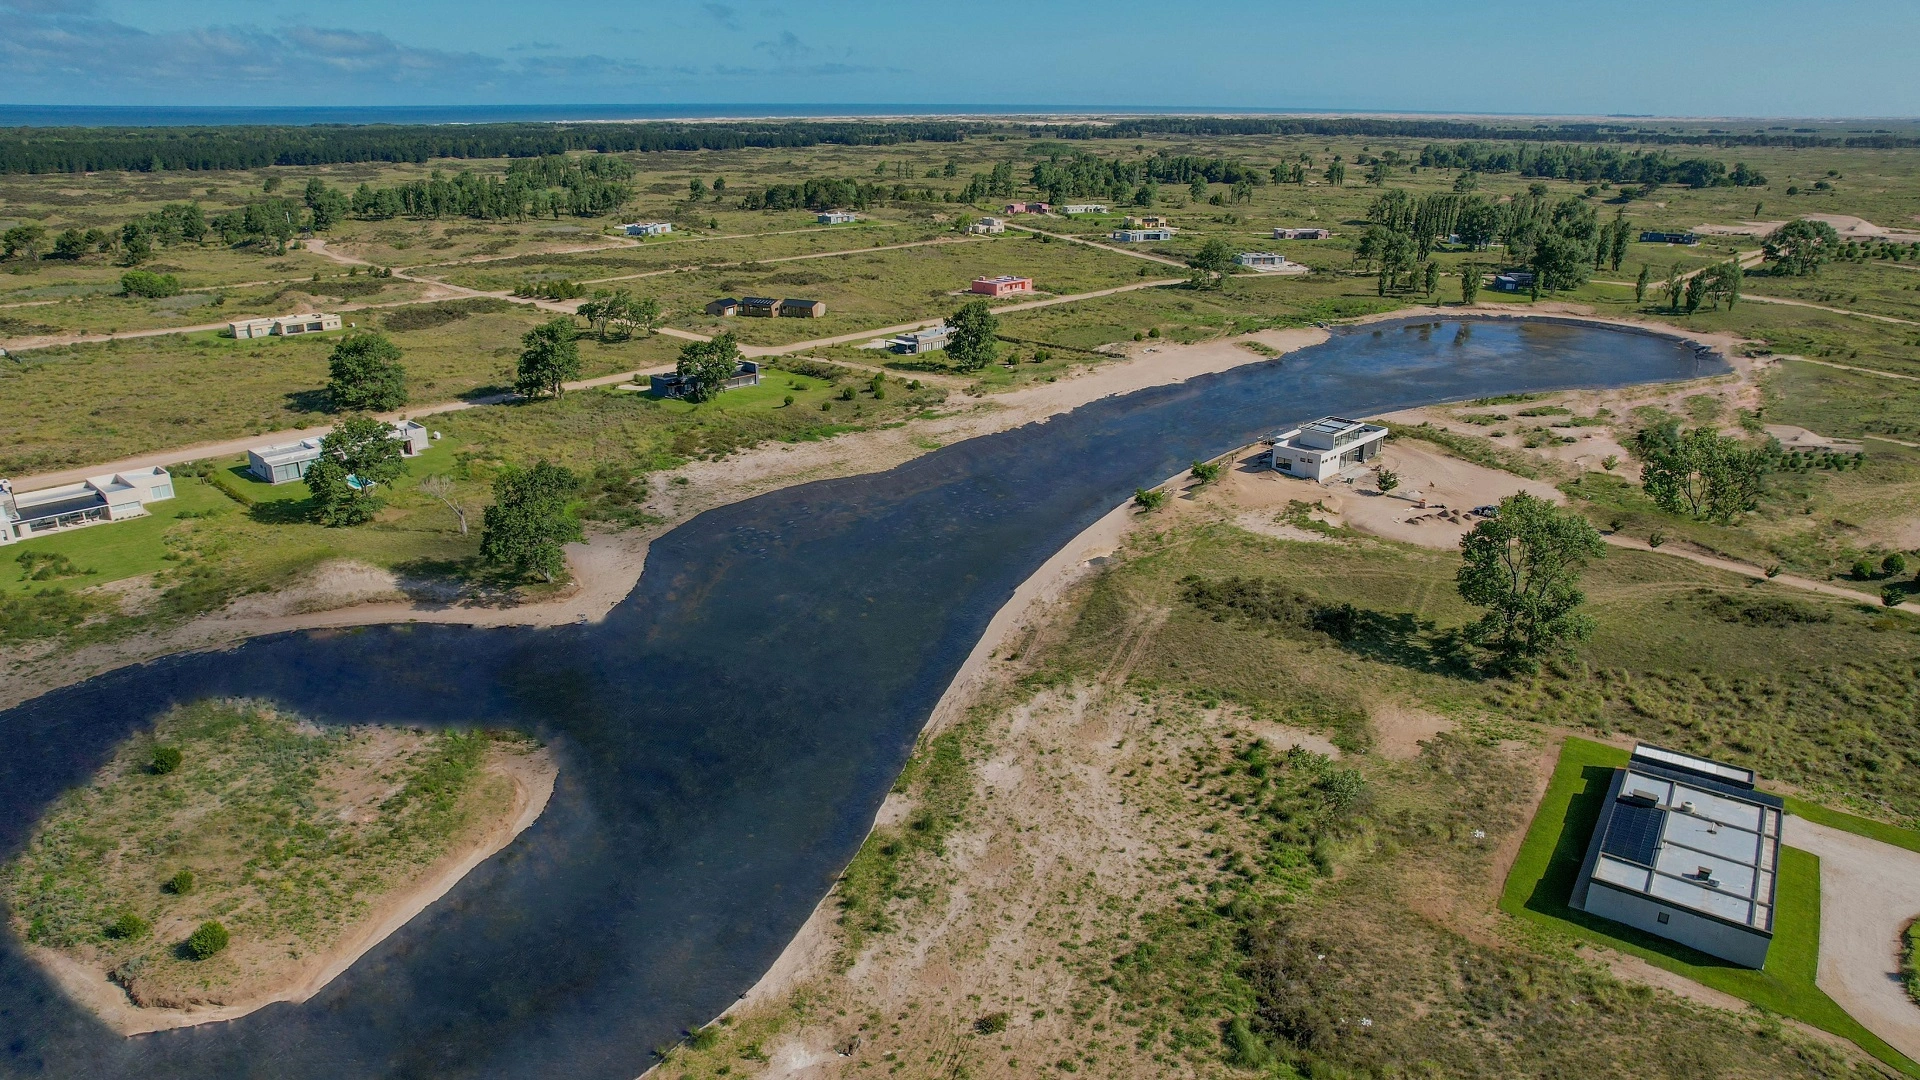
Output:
[{"xmin": 1784, "ymin": 815, "xmax": 1920, "ymax": 1061}]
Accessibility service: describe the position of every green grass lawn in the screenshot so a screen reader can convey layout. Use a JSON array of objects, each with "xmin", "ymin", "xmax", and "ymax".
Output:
[
  {"xmin": 1, "ymin": 477, "xmax": 231, "ymax": 595},
  {"xmin": 1501, "ymin": 736, "xmax": 1920, "ymax": 1077}
]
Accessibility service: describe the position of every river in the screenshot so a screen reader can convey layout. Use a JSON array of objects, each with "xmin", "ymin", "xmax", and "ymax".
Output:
[{"xmin": 0, "ymin": 316, "xmax": 1723, "ymax": 1078}]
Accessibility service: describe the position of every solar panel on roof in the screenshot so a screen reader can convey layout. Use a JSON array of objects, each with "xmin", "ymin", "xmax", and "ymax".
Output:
[{"xmin": 1601, "ymin": 800, "xmax": 1666, "ymax": 867}]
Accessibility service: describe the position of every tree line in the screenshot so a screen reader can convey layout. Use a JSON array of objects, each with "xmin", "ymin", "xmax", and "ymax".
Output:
[
  {"xmin": 1416, "ymin": 142, "xmax": 1767, "ymax": 188},
  {"xmin": 1353, "ymin": 188, "xmax": 1634, "ymax": 296},
  {"xmin": 344, "ymin": 155, "xmax": 633, "ymax": 220},
  {"xmin": 0, "ymin": 121, "xmax": 980, "ymax": 175},
  {"xmin": 1040, "ymin": 115, "xmax": 1919, "ymax": 150}
]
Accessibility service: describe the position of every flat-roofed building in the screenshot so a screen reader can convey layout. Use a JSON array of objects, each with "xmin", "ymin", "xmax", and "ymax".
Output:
[
  {"xmin": 1004, "ymin": 202, "xmax": 1051, "ymax": 215},
  {"xmin": 817, "ymin": 210, "xmax": 858, "ymax": 224},
  {"xmin": 971, "ymin": 275, "xmax": 1034, "ymax": 297},
  {"xmin": 1061, "ymin": 204, "xmax": 1108, "ymax": 215},
  {"xmin": 740, "ymin": 296, "xmax": 780, "ymax": 317},
  {"xmin": 1273, "ymin": 227, "xmax": 1331, "ymax": 240},
  {"xmin": 1110, "ymin": 228, "xmax": 1175, "ymax": 242},
  {"xmin": 1236, "ymin": 252, "xmax": 1288, "ymax": 271},
  {"xmin": 1640, "ymin": 231, "xmax": 1699, "ymax": 245},
  {"xmin": 649, "ymin": 360, "xmax": 761, "ymax": 398},
  {"xmin": 229, "ymin": 317, "xmax": 276, "ymax": 340},
  {"xmin": 705, "ymin": 297, "xmax": 740, "ymax": 317},
  {"xmin": 889, "ymin": 326, "xmax": 950, "ymax": 354},
  {"xmin": 1, "ymin": 468, "xmax": 175, "ymax": 543},
  {"xmin": 270, "ymin": 313, "xmax": 342, "ymax": 336},
  {"xmin": 1265, "ymin": 416, "xmax": 1388, "ymax": 481},
  {"xmin": 1570, "ymin": 744, "xmax": 1781, "ymax": 968},
  {"xmin": 1124, "ymin": 215, "xmax": 1170, "ymax": 229},
  {"xmin": 624, "ymin": 222, "xmax": 673, "ymax": 237},
  {"xmin": 247, "ymin": 422, "xmax": 431, "ymax": 485},
  {"xmin": 779, "ymin": 298, "xmax": 826, "ymax": 318},
  {"xmin": 969, "ymin": 217, "xmax": 1006, "ymax": 235}
]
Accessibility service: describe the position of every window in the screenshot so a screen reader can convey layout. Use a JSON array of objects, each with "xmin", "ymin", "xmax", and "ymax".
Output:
[{"xmin": 1656, "ymin": 911, "xmax": 1671, "ymax": 925}]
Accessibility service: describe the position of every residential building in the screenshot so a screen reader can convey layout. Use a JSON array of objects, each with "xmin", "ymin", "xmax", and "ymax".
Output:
[
  {"xmin": 1110, "ymin": 228, "xmax": 1175, "ymax": 243},
  {"xmin": 1, "ymin": 468, "xmax": 175, "ymax": 544},
  {"xmin": 1570, "ymin": 744, "xmax": 1781, "ymax": 969},
  {"xmin": 1273, "ymin": 227, "xmax": 1331, "ymax": 240},
  {"xmin": 817, "ymin": 210, "xmax": 858, "ymax": 224},
  {"xmin": 705, "ymin": 297, "xmax": 741, "ymax": 317},
  {"xmin": 246, "ymin": 422, "xmax": 431, "ymax": 485},
  {"xmin": 1266, "ymin": 417, "xmax": 1388, "ymax": 481},
  {"xmin": 1640, "ymin": 231, "xmax": 1700, "ymax": 245},
  {"xmin": 1124, "ymin": 215, "xmax": 1171, "ymax": 229},
  {"xmin": 1235, "ymin": 252, "xmax": 1288, "ymax": 271},
  {"xmin": 889, "ymin": 326, "xmax": 950, "ymax": 354},
  {"xmin": 740, "ymin": 296, "xmax": 781, "ymax": 317},
  {"xmin": 1004, "ymin": 202, "xmax": 1051, "ymax": 215},
  {"xmin": 649, "ymin": 360, "xmax": 761, "ymax": 398},
  {"xmin": 624, "ymin": 222, "xmax": 673, "ymax": 237},
  {"xmin": 1061, "ymin": 204, "xmax": 1108, "ymax": 215},
  {"xmin": 230, "ymin": 313, "xmax": 342, "ymax": 339},
  {"xmin": 969, "ymin": 217, "xmax": 1006, "ymax": 235},
  {"xmin": 1492, "ymin": 271, "xmax": 1537, "ymax": 292},
  {"xmin": 971, "ymin": 275, "xmax": 1034, "ymax": 297},
  {"xmin": 779, "ymin": 298, "xmax": 826, "ymax": 318}
]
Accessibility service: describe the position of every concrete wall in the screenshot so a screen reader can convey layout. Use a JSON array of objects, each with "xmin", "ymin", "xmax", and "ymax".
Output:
[{"xmin": 1582, "ymin": 880, "xmax": 1772, "ymax": 968}]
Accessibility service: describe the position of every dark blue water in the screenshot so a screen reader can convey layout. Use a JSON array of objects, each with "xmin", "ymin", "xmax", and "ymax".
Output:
[{"xmin": 0, "ymin": 317, "xmax": 1720, "ymax": 1078}]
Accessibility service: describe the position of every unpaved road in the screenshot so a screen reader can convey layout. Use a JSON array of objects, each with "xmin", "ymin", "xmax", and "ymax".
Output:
[{"xmin": 1784, "ymin": 816, "xmax": 1920, "ymax": 1062}]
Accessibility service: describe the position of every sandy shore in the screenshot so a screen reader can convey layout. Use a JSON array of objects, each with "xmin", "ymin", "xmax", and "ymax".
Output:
[{"xmin": 27, "ymin": 744, "xmax": 557, "ymax": 1037}]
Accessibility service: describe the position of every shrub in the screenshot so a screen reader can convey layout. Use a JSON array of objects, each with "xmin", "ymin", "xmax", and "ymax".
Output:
[
  {"xmin": 1884, "ymin": 553, "xmax": 1908, "ymax": 576},
  {"xmin": 166, "ymin": 869, "xmax": 195, "ymax": 895},
  {"xmin": 688, "ymin": 1025, "xmax": 721, "ymax": 1050},
  {"xmin": 182, "ymin": 920, "xmax": 229, "ymax": 960},
  {"xmin": 120, "ymin": 270, "xmax": 182, "ymax": 298},
  {"xmin": 150, "ymin": 745, "xmax": 183, "ymax": 775},
  {"xmin": 1905, "ymin": 920, "xmax": 1920, "ymax": 1006},
  {"xmin": 106, "ymin": 913, "xmax": 150, "ymax": 940},
  {"xmin": 1189, "ymin": 459, "xmax": 1223, "ymax": 485},
  {"xmin": 1132, "ymin": 487, "xmax": 1167, "ymax": 511},
  {"xmin": 973, "ymin": 1012, "xmax": 1010, "ymax": 1035},
  {"xmin": 1854, "ymin": 558, "xmax": 1878, "ymax": 580},
  {"xmin": 1884, "ymin": 586, "xmax": 1905, "ymax": 608}
]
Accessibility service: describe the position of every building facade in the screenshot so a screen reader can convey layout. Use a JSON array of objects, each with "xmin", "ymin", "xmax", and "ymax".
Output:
[
  {"xmin": 779, "ymin": 298, "xmax": 826, "ymax": 318},
  {"xmin": 1570, "ymin": 744, "xmax": 1781, "ymax": 969},
  {"xmin": 624, "ymin": 222, "xmax": 673, "ymax": 237},
  {"xmin": 1266, "ymin": 417, "xmax": 1389, "ymax": 481},
  {"xmin": 1061, "ymin": 204, "xmax": 1108, "ymax": 215},
  {"xmin": 649, "ymin": 360, "xmax": 761, "ymax": 398},
  {"xmin": 229, "ymin": 313, "xmax": 342, "ymax": 339},
  {"xmin": 1, "ymin": 468, "xmax": 175, "ymax": 543},
  {"xmin": 889, "ymin": 326, "xmax": 949, "ymax": 354},
  {"xmin": 817, "ymin": 211, "xmax": 858, "ymax": 224},
  {"xmin": 247, "ymin": 422, "xmax": 431, "ymax": 485},
  {"xmin": 1640, "ymin": 231, "xmax": 1700, "ymax": 245},
  {"xmin": 1110, "ymin": 228, "xmax": 1175, "ymax": 242},
  {"xmin": 1235, "ymin": 252, "xmax": 1288, "ymax": 270},
  {"xmin": 969, "ymin": 217, "xmax": 1007, "ymax": 235},
  {"xmin": 705, "ymin": 298, "xmax": 740, "ymax": 317},
  {"xmin": 1273, "ymin": 227, "xmax": 1331, "ymax": 240},
  {"xmin": 971, "ymin": 275, "xmax": 1034, "ymax": 297}
]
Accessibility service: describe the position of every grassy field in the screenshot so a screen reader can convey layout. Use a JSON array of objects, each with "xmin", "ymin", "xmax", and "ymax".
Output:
[
  {"xmin": 1, "ymin": 699, "xmax": 531, "ymax": 1010},
  {"xmin": 1500, "ymin": 737, "xmax": 1919, "ymax": 1077}
]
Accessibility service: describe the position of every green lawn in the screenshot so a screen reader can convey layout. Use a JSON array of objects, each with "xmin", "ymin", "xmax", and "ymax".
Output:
[
  {"xmin": 1501, "ymin": 736, "xmax": 1920, "ymax": 1077},
  {"xmin": 1, "ymin": 476, "xmax": 231, "ymax": 595}
]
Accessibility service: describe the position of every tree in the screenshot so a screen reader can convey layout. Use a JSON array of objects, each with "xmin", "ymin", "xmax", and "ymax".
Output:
[
  {"xmin": 515, "ymin": 318, "xmax": 581, "ymax": 398},
  {"xmin": 2, "ymin": 224, "xmax": 46, "ymax": 259},
  {"xmin": 1683, "ymin": 273, "xmax": 1706, "ymax": 314},
  {"xmin": 689, "ymin": 177, "xmax": 707, "ymax": 200},
  {"xmin": 1324, "ymin": 158, "xmax": 1345, "ymax": 186},
  {"xmin": 674, "ymin": 332, "xmax": 743, "ymax": 403},
  {"xmin": 1633, "ymin": 421, "xmax": 1771, "ymax": 523},
  {"xmin": 1458, "ymin": 262, "xmax": 1480, "ymax": 305},
  {"xmin": 1188, "ymin": 177, "xmax": 1208, "ymax": 201},
  {"xmin": 1133, "ymin": 487, "xmax": 1167, "ymax": 511},
  {"xmin": 305, "ymin": 415, "xmax": 406, "ymax": 527},
  {"xmin": 119, "ymin": 222, "xmax": 153, "ymax": 265},
  {"xmin": 480, "ymin": 461, "xmax": 584, "ymax": 583},
  {"xmin": 1186, "ymin": 237, "xmax": 1235, "ymax": 289},
  {"xmin": 1422, "ymin": 261, "xmax": 1440, "ymax": 295},
  {"xmin": 1608, "ymin": 215, "xmax": 1631, "ymax": 271},
  {"xmin": 945, "ymin": 300, "xmax": 1000, "ymax": 371},
  {"xmin": 1456, "ymin": 492, "xmax": 1606, "ymax": 668},
  {"xmin": 325, "ymin": 333, "xmax": 408, "ymax": 412},
  {"xmin": 1635, "ymin": 263, "xmax": 1652, "ymax": 304},
  {"xmin": 1375, "ymin": 468, "xmax": 1400, "ymax": 494},
  {"xmin": 183, "ymin": 920, "xmax": 230, "ymax": 960},
  {"xmin": 1665, "ymin": 263, "xmax": 1684, "ymax": 311},
  {"xmin": 1762, "ymin": 218, "xmax": 1841, "ymax": 276},
  {"xmin": 1189, "ymin": 460, "xmax": 1223, "ymax": 485},
  {"xmin": 52, "ymin": 228, "xmax": 88, "ymax": 259},
  {"xmin": 417, "ymin": 474, "xmax": 468, "ymax": 535}
]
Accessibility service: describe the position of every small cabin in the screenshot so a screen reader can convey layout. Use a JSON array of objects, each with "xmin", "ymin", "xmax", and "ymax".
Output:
[
  {"xmin": 705, "ymin": 297, "xmax": 740, "ymax": 317},
  {"xmin": 779, "ymin": 298, "xmax": 826, "ymax": 318},
  {"xmin": 971, "ymin": 275, "xmax": 1034, "ymax": 297}
]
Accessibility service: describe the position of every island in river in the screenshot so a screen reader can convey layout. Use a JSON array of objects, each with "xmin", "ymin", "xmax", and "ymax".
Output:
[{"xmin": 1, "ymin": 698, "xmax": 555, "ymax": 1036}]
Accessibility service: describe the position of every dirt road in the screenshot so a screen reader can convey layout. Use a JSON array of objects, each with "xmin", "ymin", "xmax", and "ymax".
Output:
[{"xmin": 1783, "ymin": 815, "xmax": 1920, "ymax": 1062}]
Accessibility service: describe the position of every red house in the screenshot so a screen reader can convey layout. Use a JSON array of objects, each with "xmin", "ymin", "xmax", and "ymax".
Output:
[
  {"xmin": 1003, "ymin": 202, "xmax": 1051, "ymax": 215},
  {"xmin": 971, "ymin": 275, "xmax": 1034, "ymax": 298}
]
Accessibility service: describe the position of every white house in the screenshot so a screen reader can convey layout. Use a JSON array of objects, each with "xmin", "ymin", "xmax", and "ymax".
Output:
[
  {"xmin": 1266, "ymin": 417, "xmax": 1389, "ymax": 481},
  {"xmin": 624, "ymin": 222, "xmax": 673, "ymax": 237},
  {"xmin": 230, "ymin": 313, "xmax": 342, "ymax": 339},
  {"xmin": 969, "ymin": 217, "xmax": 1006, "ymax": 235},
  {"xmin": 1236, "ymin": 252, "xmax": 1288, "ymax": 271},
  {"xmin": 1, "ymin": 468, "xmax": 175, "ymax": 543},
  {"xmin": 229, "ymin": 317, "xmax": 276, "ymax": 340},
  {"xmin": 1273, "ymin": 227, "xmax": 1331, "ymax": 240},
  {"xmin": 817, "ymin": 210, "xmax": 858, "ymax": 224},
  {"xmin": 1111, "ymin": 228, "xmax": 1175, "ymax": 242},
  {"xmin": 890, "ymin": 326, "xmax": 950, "ymax": 354},
  {"xmin": 1061, "ymin": 204, "xmax": 1108, "ymax": 215},
  {"xmin": 246, "ymin": 421, "xmax": 433, "ymax": 485}
]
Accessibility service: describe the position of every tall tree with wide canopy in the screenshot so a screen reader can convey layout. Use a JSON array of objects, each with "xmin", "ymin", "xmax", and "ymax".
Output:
[
  {"xmin": 515, "ymin": 318, "xmax": 581, "ymax": 398},
  {"xmin": 1456, "ymin": 493, "xmax": 1606, "ymax": 669},
  {"xmin": 325, "ymin": 332, "xmax": 408, "ymax": 412}
]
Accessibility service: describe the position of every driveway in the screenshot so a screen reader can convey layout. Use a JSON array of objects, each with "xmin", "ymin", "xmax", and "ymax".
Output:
[{"xmin": 1784, "ymin": 815, "xmax": 1920, "ymax": 1061}]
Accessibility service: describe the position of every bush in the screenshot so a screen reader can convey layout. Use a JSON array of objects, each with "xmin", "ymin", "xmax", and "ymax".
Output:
[
  {"xmin": 106, "ymin": 913, "xmax": 150, "ymax": 940},
  {"xmin": 1883, "ymin": 586, "xmax": 1905, "ymax": 608},
  {"xmin": 120, "ymin": 270, "xmax": 182, "ymax": 298},
  {"xmin": 150, "ymin": 745, "xmax": 183, "ymax": 775},
  {"xmin": 1905, "ymin": 920, "xmax": 1920, "ymax": 1006},
  {"xmin": 1133, "ymin": 487, "xmax": 1167, "ymax": 511},
  {"xmin": 1854, "ymin": 558, "xmax": 1878, "ymax": 580},
  {"xmin": 1884, "ymin": 553, "xmax": 1908, "ymax": 576},
  {"xmin": 181, "ymin": 920, "xmax": 229, "ymax": 960},
  {"xmin": 972, "ymin": 1012, "xmax": 1010, "ymax": 1035},
  {"xmin": 166, "ymin": 869, "xmax": 195, "ymax": 895},
  {"xmin": 1189, "ymin": 459, "xmax": 1223, "ymax": 485}
]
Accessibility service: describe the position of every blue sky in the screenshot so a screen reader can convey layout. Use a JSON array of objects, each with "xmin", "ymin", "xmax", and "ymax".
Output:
[{"xmin": 4, "ymin": 0, "xmax": 1916, "ymax": 117}]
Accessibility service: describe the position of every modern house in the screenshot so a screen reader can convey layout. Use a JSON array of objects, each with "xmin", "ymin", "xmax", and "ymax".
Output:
[
  {"xmin": 971, "ymin": 275, "xmax": 1034, "ymax": 297},
  {"xmin": 1004, "ymin": 202, "xmax": 1051, "ymax": 215},
  {"xmin": 969, "ymin": 217, "xmax": 1007, "ymax": 235},
  {"xmin": 649, "ymin": 360, "xmax": 761, "ymax": 398},
  {"xmin": 1124, "ymin": 215, "xmax": 1170, "ymax": 229},
  {"xmin": 1, "ymin": 468, "xmax": 176, "ymax": 544},
  {"xmin": 1273, "ymin": 227, "xmax": 1331, "ymax": 240},
  {"xmin": 705, "ymin": 297, "xmax": 741, "ymax": 317},
  {"xmin": 817, "ymin": 210, "xmax": 858, "ymax": 224},
  {"xmin": 889, "ymin": 326, "xmax": 950, "ymax": 354},
  {"xmin": 1266, "ymin": 416, "xmax": 1388, "ymax": 481},
  {"xmin": 1061, "ymin": 204, "xmax": 1108, "ymax": 215},
  {"xmin": 229, "ymin": 313, "xmax": 342, "ymax": 339},
  {"xmin": 624, "ymin": 222, "xmax": 673, "ymax": 237},
  {"xmin": 740, "ymin": 296, "xmax": 781, "ymax": 317},
  {"xmin": 1111, "ymin": 228, "xmax": 1175, "ymax": 243},
  {"xmin": 1492, "ymin": 271, "xmax": 1537, "ymax": 292},
  {"xmin": 779, "ymin": 298, "xmax": 826, "ymax": 318},
  {"xmin": 1235, "ymin": 252, "xmax": 1289, "ymax": 271},
  {"xmin": 1570, "ymin": 744, "xmax": 1781, "ymax": 969},
  {"xmin": 246, "ymin": 421, "xmax": 431, "ymax": 485},
  {"xmin": 1640, "ymin": 231, "xmax": 1700, "ymax": 245}
]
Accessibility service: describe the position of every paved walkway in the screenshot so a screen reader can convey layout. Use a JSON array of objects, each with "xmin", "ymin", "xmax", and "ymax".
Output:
[{"xmin": 1782, "ymin": 816, "xmax": 1920, "ymax": 1062}]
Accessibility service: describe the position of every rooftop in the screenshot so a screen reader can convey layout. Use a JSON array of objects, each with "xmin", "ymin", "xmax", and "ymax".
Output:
[{"xmin": 1587, "ymin": 744, "xmax": 1782, "ymax": 933}]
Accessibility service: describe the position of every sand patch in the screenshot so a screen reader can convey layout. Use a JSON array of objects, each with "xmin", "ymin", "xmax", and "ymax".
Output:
[
  {"xmin": 1371, "ymin": 701, "xmax": 1455, "ymax": 760},
  {"xmin": 1311, "ymin": 442, "xmax": 1563, "ymax": 550}
]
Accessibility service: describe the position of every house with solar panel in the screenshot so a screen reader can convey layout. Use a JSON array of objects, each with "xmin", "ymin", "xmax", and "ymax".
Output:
[{"xmin": 1570, "ymin": 743, "xmax": 1782, "ymax": 968}]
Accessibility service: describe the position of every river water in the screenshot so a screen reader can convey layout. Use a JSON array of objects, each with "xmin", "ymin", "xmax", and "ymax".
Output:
[{"xmin": 0, "ymin": 317, "xmax": 1721, "ymax": 1078}]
